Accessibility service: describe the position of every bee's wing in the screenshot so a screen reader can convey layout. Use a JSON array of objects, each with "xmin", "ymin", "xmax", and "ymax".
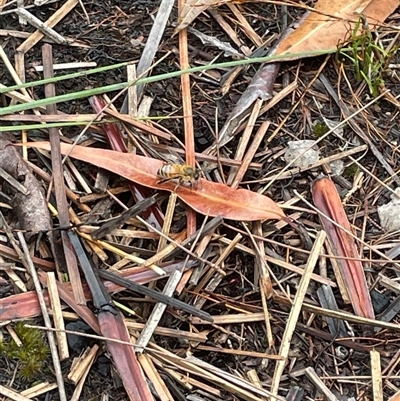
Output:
[
  {"xmin": 163, "ymin": 147, "xmax": 185, "ymax": 165},
  {"xmin": 137, "ymin": 139, "xmax": 177, "ymax": 164}
]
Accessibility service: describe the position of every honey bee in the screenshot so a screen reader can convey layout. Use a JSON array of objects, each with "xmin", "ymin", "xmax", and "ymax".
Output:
[{"xmin": 157, "ymin": 163, "xmax": 200, "ymax": 189}]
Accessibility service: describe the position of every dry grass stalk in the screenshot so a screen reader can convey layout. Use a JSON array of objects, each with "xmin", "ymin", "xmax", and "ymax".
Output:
[
  {"xmin": 149, "ymin": 341, "xmax": 284, "ymax": 401},
  {"xmin": 97, "ymin": 229, "xmax": 161, "ymax": 240},
  {"xmin": 0, "ymin": 384, "xmax": 32, "ymax": 401},
  {"xmin": 41, "ymin": 275, "xmax": 101, "ymax": 333},
  {"xmin": 227, "ymin": 4, "xmax": 263, "ymax": 46},
  {"xmin": 137, "ymin": 216, "xmax": 220, "ymax": 273},
  {"xmin": 271, "ymin": 230, "xmax": 326, "ymax": 395},
  {"xmin": 325, "ymin": 240, "xmax": 351, "ymax": 304},
  {"xmin": 218, "ymin": 236, "xmax": 336, "ymax": 286},
  {"xmin": 17, "ymin": 0, "xmax": 78, "ymax": 53},
  {"xmin": 210, "ymin": 8, "xmax": 250, "ymax": 55},
  {"xmin": 263, "ymin": 55, "xmax": 331, "ymax": 151},
  {"xmin": 67, "ymin": 344, "xmax": 99, "ymax": 384},
  {"xmin": 33, "ymin": 61, "xmax": 97, "ymax": 71},
  {"xmin": 69, "ymin": 345, "xmax": 99, "ymax": 401},
  {"xmin": 78, "ymin": 231, "xmax": 165, "ymax": 275},
  {"xmin": 193, "ymin": 233, "xmax": 242, "ymax": 309},
  {"xmin": 137, "ymin": 353, "xmax": 174, "ymax": 401},
  {"xmin": 104, "ymin": 108, "xmax": 172, "ymax": 140},
  {"xmin": 166, "ymin": 367, "xmax": 222, "ymax": 395},
  {"xmin": 246, "ymin": 369, "xmax": 262, "ymax": 388},
  {"xmin": 244, "ymin": 221, "xmax": 274, "ymax": 346},
  {"xmin": 157, "ymin": 192, "xmax": 177, "ymax": 256},
  {"xmin": 42, "ymin": 44, "xmax": 85, "ymax": 304},
  {"xmin": 194, "ymin": 345, "xmax": 283, "ymax": 360},
  {"xmin": 304, "ymin": 367, "xmax": 339, "ymax": 401},
  {"xmin": 126, "ymin": 64, "xmax": 138, "ymax": 116},
  {"xmin": 136, "ymin": 270, "xmax": 182, "ymax": 351},
  {"xmin": 151, "ymin": 142, "xmax": 263, "ymax": 168},
  {"xmin": 47, "ymin": 272, "xmax": 69, "ymax": 361},
  {"xmin": 0, "ymin": 29, "xmax": 88, "ymax": 46},
  {"xmin": 20, "ymin": 382, "xmax": 58, "ymax": 398},
  {"xmin": 186, "ymin": 354, "xmax": 285, "ymax": 401},
  {"xmin": 276, "ymin": 296, "xmax": 400, "ymax": 332},
  {"xmin": 370, "ymin": 349, "xmax": 383, "ymax": 401},
  {"xmin": 6, "ymin": 324, "xmax": 22, "ymax": 346},
  {"xmin": 191, "ymin": 312, "xmax": 265, "ymax": 325},
  {"xmin": 140, "ymin": 230, "xmax": 187, "ymax": 269},
  {"xmin": 227, "ymin": 99, "xmax": 263, "ymax": 186},
  {"xmin": 126, "ymin": 320, "xmax": 207, "ymax": 342},
  {"xmin": 81, "ymin": 235, "xmax": 108, "ymax": 263},
  {"xmin": 188, "ymin": 231, "xmax": 214, "ymax": 285},
  {"xmin": 259, "ymin": 80, "xmax": 298, "ymax": 120},
  {"xmin": 140, "ymin": 193, "xmax": 177, "ymax": 316},
  {"xmin": 230, "ymin": 120, "xmax": 270, "ymax": 188},
  {"xmin": 65, "ymin": 158, "xmax": 92, "ymax": 194},
  {"xmin": 262, "ymin": 145, "xmax": 368, "ymax": 183},
  {"xmin": 16, "ymin": 8, "xmax": 68, "ymax": 45},
  {"xmin": 17, "ymin": 232, "xmax": 67, "ymax": 401},
  {"xmin": 178, "ymin": 0, "xmax": 197, "ymax": 246},
  {"xmin": 2, "ymin": 260, "xmax": 27, "ymax": 292}
]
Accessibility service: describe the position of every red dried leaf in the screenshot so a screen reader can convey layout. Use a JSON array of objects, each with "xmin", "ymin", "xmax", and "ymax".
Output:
[
  {"xmin": 98, "ymin": 311, "xmax": 153, "ymax": 401},
  {"xmin": 0, "ymin": 262, "xmax": 187, "ymax": 323},
  {"xmin": 25, "ymin": 142, "xmax": 285, "ymax": 222},
  {"xmin": 312, "ymin": 177, "xmax": 375, "ymax": 319}
]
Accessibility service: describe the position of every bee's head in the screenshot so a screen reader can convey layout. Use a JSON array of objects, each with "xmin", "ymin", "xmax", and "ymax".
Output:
[{"xmin": 185, "ymin": 165, "xmax": 200, "ymax": 180}]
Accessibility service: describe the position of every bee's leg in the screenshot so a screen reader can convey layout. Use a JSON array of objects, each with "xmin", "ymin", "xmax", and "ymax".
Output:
[
  {"xmin": 157, "ymin": 177, "xmax": 173, "ymax": 185},
  {"xmin": 174, "ymin": 178, "xmax": 184, "ymax": 192},
  {"xmin": 189, "ymin": 179, "xmax": 198, "ymax": 190}
]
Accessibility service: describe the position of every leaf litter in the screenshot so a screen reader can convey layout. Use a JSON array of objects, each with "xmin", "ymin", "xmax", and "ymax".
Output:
[{"xmin": 0, "ymin": 0, "xmax": 400, "ymax": 400}]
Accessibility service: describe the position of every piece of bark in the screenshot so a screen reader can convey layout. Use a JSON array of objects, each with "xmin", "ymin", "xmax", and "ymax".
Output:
[{"xmin": 0, "ymin": 135, "xmax": 51, "ymax": 241}]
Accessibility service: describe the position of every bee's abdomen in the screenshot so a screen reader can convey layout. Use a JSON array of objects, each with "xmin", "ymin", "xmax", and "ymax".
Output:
[{"xmin": 157, "ymin": 165, "xmax": 174, "ymax": 178}]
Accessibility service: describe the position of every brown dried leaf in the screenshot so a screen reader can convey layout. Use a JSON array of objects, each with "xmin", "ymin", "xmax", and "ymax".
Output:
[
  {"xmin": 274, "ymin": 0, "xmax": 398, "ymax": 58},
  {"xmin": 24, "ymin": 142, "xmax": 285, "ymax": 222}
]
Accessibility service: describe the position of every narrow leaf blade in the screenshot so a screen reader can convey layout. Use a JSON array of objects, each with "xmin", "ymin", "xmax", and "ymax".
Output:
[{"xmin": 312, "ymin": 177, "xmax": 375, "ymax": 319}]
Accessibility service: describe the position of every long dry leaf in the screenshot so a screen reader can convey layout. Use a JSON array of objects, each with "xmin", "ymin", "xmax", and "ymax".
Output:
[
  {"xmin": 312, "ymin": 177, "xmax": 375, "ymax": 319},
  {"xmin": 23, "ymin": 142, "xmax": 285, "ymax": 221},
  {"xmin": 98, "ymin": 311, "xmax": 153, "ymax": 401},
  {"xmin": 274, "ymin": 0, "xmax": 398, "ymax": 58}
]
